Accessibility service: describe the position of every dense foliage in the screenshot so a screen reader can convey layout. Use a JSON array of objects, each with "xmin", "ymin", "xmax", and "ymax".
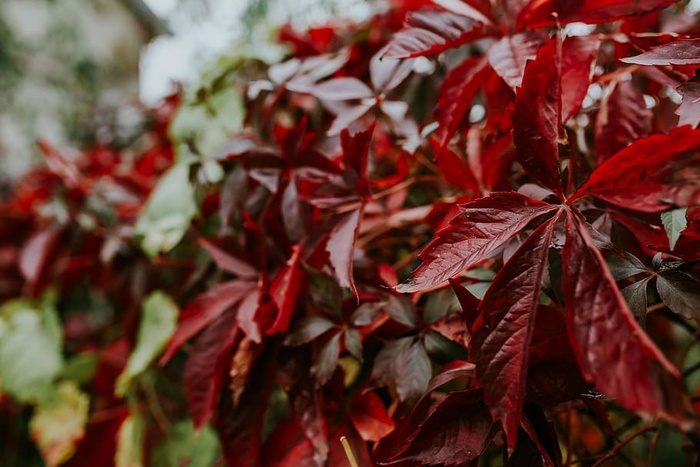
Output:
[{"xmin": 2, "ymin": 0, "xmax": 700, "ymax": 465}]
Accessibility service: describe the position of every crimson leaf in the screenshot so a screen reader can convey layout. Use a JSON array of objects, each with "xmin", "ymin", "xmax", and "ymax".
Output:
[
  {"xmin": 518, "ymin": 0, "xmax": 678, "ymax": 29},
  {"xmin": 268, "ymin": 244, "xmax": 305, "ymax": 335},
  {"xmin": 471, "ymin": 212, "xmax": 560, "ymax": 448},
  {"xmin": 486, "ymin": 31, "xmax": 546, "ymax": 90},
  {"xmin": 184, "ymin": 312, "xmax": 240, "ymax": 428},
  {"xmin": 350, "ymin": 392, "xmax": 396, "ymax": 443},
  {"xmin": 511, "ymin": 34, "xmax": 563, "ymax": 196},
  {"xmin": 563, "ymin": 213, "xmax": 695, "ymax": 430},
  {"xmin": 595, "ymin": 80, "xmax": 652, "ymax": 164},
  {"xmin": 571, "ymin": 126, "xmax": 700, "ymax": 211},
  {"xmin": 434, "ymin": 56, "xmax": 489, "ymax": 145},
  {"xmin": 386, "ymin": 389, "xmax": 497, "ymax": 465},
  {"xmin": 397, "ymin": 192, "xmax": 557, "ymax": 292},
  {"xmin": 160, "ymin": 280, "xmax": 255, "ymax": 364},
  {"xmin": 561, "ymin": 35, "xmax": 600, "ymax": 122}
]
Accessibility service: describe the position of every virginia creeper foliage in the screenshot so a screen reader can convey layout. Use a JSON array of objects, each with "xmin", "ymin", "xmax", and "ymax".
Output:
[{"xmin": 2, "ymin": 0, "xmax": 700, "ymax": 465}]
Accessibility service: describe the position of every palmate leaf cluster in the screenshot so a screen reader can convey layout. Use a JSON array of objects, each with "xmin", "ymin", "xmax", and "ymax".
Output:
[{"xmin": 2, "ymin": 1, "xmax": 700, "ymax": 465}]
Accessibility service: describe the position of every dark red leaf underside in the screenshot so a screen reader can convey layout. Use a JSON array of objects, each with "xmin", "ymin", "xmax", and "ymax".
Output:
[
  {"xmin": 595, "ymin": 80, "xmax": 652, "ymax": 164},
  {"xmin": 198, "ymin": 238, "xmax": 258, "ymax": 278},
  {"xmin": 471, "ymin": 213, "xmax": 560, "ymax": 448},
  {"xmin": 387, "ymin": 389, "xmax": 497, "ymax": 465},
  {"xmin": 184, "ymin": 311, "xmax": 241, "ymax": 428},
  {"xmin": 512, "ymin": 34, "xmax": 563, "ymax": 196},
  {"xmin": 518, "ymin": 0, "xmax": 678, "ymax": 29},
  {"xmin": 435, "ymin": 56, "xmax": 489, "ymax": 145},
  {"xmin": 382, "ymin": 10, "xmax": 490, "ymax": 59},
  {"xmin": 215, "ymin": 342, "xmax": 279, "ymax": 466},
  {"xmin": 561, "ymin": 35, "xmax": 600, "ymax": 122},
  {"xmin": 487, "ymin": 31, "xmax": 546, "ymax": 90},
  {"xmin": 563, "ymin": 213, "xmax": 695, "ymax": 430},
  {"xmin": 327, "ymin": 208, "xmax": 362, "ymax": 296},
  {"xmin": 571, "ymin": 126, "xmax": 700, "ymax": 211},
  {"xmin": 397, "ymin": 192, "xmax": 557, "ymax": 292},
  {"xmin": 160, "ymin": 280, "xmax": 255, "ymax": 363},
  {"xmin": 621, "ymin": 39, "xmax": 700, "ymax": 65}
]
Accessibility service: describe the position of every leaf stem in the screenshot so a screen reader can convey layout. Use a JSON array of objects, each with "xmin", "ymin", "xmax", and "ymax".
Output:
[
  {"xmin": 591, "ymin": 425, "xmax": 657, "ymax": 467},
  {"xmin": 340, "ymin": 436, "xmax": 359, "ymax": 467}
]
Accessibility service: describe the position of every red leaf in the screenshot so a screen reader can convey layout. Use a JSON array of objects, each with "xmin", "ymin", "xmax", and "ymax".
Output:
[
  {"xmin": 677, "ymin": 76, "xmax": 700, "ymax": 129},
  {"xmin": 594, "ymin": 80, "xmax": 652, "ymax": 164},
  {"xmin": 561, "ymin": 35, "xmax": 600, "ymax": 122},
  {"xmin": 486, "ymin": 31, "xmax": 546, "ymax": 90},
  {"xmin": 350, "ymin": 392, "xmax": 396, "ymax": 442},
  {"xmin": 571, "ymin": 126, "xmax": 700, "ymax": 211},
  {"xmin": 237, "ymin": 289, "xmax": 264, "ymax": 343},
  {"xmin": 262, "ymin": 418, "xmax": 317, "ymax": 467},
  {"xmin": 621, "ymin": 39, "xmax": 700, "ymax": 66},
  {"xmin": 518, "ymin": 0, "xmax": 678, "ymax": 29},
  {"xmin": 160, "ymin": 280, "xmax": 255, "ymax": 364},
  {"xmin": 512, "ymin": 34, "xmax": 563, "ymax": 196},
  {"xmin": 431, "ymin": 138, "xmax": 480, "ymax": 192},
  {"xmin": 341, "ymin": 123, "xmax": 375, "ymax": 197},
  {"xmin": 327, "ymin": 209, "xmax": 362, "ymax": 297},
  {"xmin": 434, "ymin": 56, "xmax": 489, "ymax": 145},
  {"xmin": 387, "ymin": 389, "xmax": 497, "ymax": 465},
  {"xmin": 184, "ymin": 311, "xmax": 241, "ymax": 428},
  {"xmin": 268, "ymin": 244, "xmax": 305, "ymax": 335},
  {"xmin": 215, "ymin": 344, "xmax": 278, "ymax": 466},
  {"xmin": 282, "ymin": 354, "xmax": 330, "ymax": 461},
  {"xmin": 448, "ymin": 278, "xmax": 480, "ymax": 332},
  {"xmin": 563, "ymin": 213, "xmax": 695, "ymax": 430},
  {"xmin": 397, "ymin": 193, "xmax": 557, "ymax": 293},
  {"xmin": 37, "ymin": 140, "xmax": 84, "ymax": 190},
  {"xmin": 19, "ymin": 226, "xmax": 62, "ymax": 293},
  {"xmin": 382, "ymin": 10, "xmax": 490, "ymax": 59},
  {"xmin": 471, "ymin": 214, "xmax": 559, "ymax": 447},
  {"xmin": 198, "ymin": 238, "xmax": 258, "ymax": 278}
]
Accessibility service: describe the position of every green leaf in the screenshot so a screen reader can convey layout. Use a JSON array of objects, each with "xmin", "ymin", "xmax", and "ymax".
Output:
[
  {"xmin": 661, "ymin": 207, "xmax": 688, "ymax": 251},
  {"xmin": 116, "ymin": 291, "xmax": 179, "ymax": 396},
  {"xmin": 0, "ymin": 298, "xmax": 63, "ymax": 403},
  {"xmin": 30, "ymin": 382, "xmax": 89, "ymax": 467},
  {"xmin": 152, "ymin": 420, "xmax": 220, "ymax": 467},
  {"xmin": 170, "ymin": 88, "xmax": 244, "ymax": 157},
  {"xmin": 135, "ymin": 163, "xmax": 197, "ymax": 257},
  {"xmin": 60, "ymin": 353, "xmax": 98, "ymax": 385},
  {"xmin": 115, "ymin": 414, "xmax": 145, "ymax": 467}
]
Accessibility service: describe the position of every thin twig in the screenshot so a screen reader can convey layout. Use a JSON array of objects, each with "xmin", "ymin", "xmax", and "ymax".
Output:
[
  {"xmin": 591, "ymin": 425, "xmax": 657, "ymax": 467},
  {"xmin": 646, "ymin": 429, "xmax": 661, "ymax": 466}
]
